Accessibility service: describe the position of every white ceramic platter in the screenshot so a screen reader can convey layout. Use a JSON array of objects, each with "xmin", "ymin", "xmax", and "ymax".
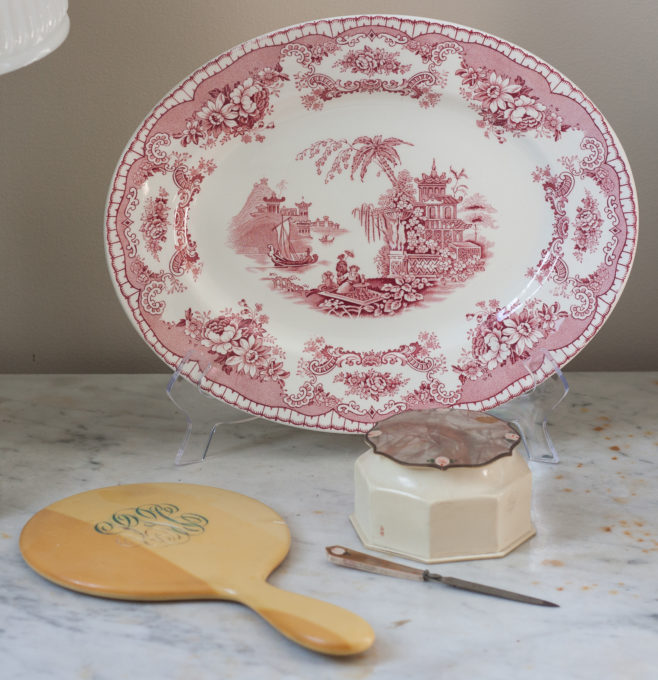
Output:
[{"xmin": 105, "ymin": 15, "xmax": 637, "ymax": 432}]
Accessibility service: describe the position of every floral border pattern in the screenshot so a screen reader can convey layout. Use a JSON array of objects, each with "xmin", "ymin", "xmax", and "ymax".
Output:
[
  {"xmin": 174, "ymin": 67, "xmax": 289, "ymax": 149},
  {"xmin": 456, "ymin": 58, "xmax": 571, "ymax": 143},
  {"xmin": 105, "ymin": 16, "xmax": 637, "ymax": 432},
  {"xmin": 282, "ymin": 37, "xmax": 459, "ymax": 111},
  {"xmin": 176, "ymin": 300, "xmax": 290, "ymax": 385}
]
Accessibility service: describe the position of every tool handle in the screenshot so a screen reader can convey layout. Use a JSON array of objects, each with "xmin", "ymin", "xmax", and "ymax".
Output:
[
  {"xmin": 326, "ymin": 545, "xmax": 425, "ymax": 581},
  {"xmin": 239, "ymin": 580, "xmax": 374, "ymax": 656}
]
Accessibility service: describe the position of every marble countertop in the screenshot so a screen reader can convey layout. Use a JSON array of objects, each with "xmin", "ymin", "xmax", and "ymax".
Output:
[{"xmin": 1, "ymin": 372, "xmax": 657, "ymax": 679}]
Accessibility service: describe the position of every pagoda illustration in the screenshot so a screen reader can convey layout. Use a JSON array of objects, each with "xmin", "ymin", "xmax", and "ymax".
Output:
[
  {"xmin": 229, "ymin": 179, "xmax": 341, "ymax": 264},
  {"xmin": 263, "ymin": 194, "xmax": 286, "ymax": 214},
  {"xmin": 389, "ymin": 160, "xmax": 482, "ymax": 278}
]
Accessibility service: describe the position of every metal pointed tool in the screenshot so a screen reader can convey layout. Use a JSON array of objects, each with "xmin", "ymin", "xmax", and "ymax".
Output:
[{"xmin": 326, "ymin": 546, "xmax": 559, "ymax": 608}]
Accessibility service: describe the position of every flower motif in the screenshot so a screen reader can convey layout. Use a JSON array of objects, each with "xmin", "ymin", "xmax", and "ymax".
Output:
[
  {"xmin": 300, "ymin": 91, "xmax": 323, "ymax": 111},
  {"xmin": 182, "ymin": 310, "xmax": 204, "ymax": 340},
  {"xmin": 573, "ymin": 191, "xmax": 603, "ymax": 256},
  {"xmin": 456, "ymin": 63, "xmax": 489, "ymax": 87},
  {"xmin": 355, "ymin": 52, "xmax": 379, "ymax": 74},
  {"xmin": 588, "ymin": 166, "xmax": 615, "ymax": 195},
  {"xmin": 434, "ymin": 456, "xmax": 451, "ymax": 468},
  {"xmin": 504, "ymin": 95, "xmax": 546, "ymax": 128},
  {"xmin": 418, "ymin": 89, "xmax": 441, "ymax": 109},
  {"xmin": 260, "ymin": 359, "xmax": 289, "ymax": 381},
  {"xmin": 474, "ymin": 72, "xmax": 521, "ymax": 112},
  {"xmin": 418, "ymin": 331, "xmax": 441, "ymax": 350},
  {"xmin": 256, "ymin": 67, "xmax": 281, "ymax": 84},
  {"xmin": 543, "ymin": 107, "xmax": 564, "ymax": 133},
  {"xmin": 142, "ymin": 214, "xmax": 166, "ymax": 240},
  {"xmin": 460, "ymin": 360, "xmax": 485, "ymax": 381},
  {"xmin": 435, "ymin": 248, "xmax": 455, "ymax": 272},
  {"xmin": 231, "ymin": 78, "xmax": 265, "ymax": 118},
  {"xmin": 197, "ymin": 93, "xmax": 239, "ymax": 133},
  {"xmin": 405, "ymin": 228, "xmax": 429, "ymax": 253},
  {"xmin": 364, "ymin": 373, "xmax": 391, "ymax": 399},
  {"xmin": 336, "ymin": 369, "xmax": 406, "ymax": 401},
  {"xmin": 140, "ymin": 189, "xmax": 170, "ymax": 257},
  {"xmin": 502, "ymin": 311, "xmax": 544, "ymax": 355},
  {"xmin": 478, "ymin": 328, "xmax": 511, "ymax": 370},
  {"xmin": 576, "ymin": 209, "xmax": 596, "ymax": 231},
  {"xmin": 179, "ymin": 119, "xmax": 205, "ymax": 146},
  {"xmin": 407, "ymin": 381, "xmax": 435, "ymax": 407},
  {"xmin": 201, "ymin": 320, "xmax": 243, "ymax": 355},
  {"xmin": 535, "ymin": 302, "xmax": 561, "ymax": 331},
  {"xmin": 226, "ymin": 334, "xmax": 270, "ymax": 377},
  {"xmin": 336, "ymin": 46, "xmax": 410, "ymax": 77}
]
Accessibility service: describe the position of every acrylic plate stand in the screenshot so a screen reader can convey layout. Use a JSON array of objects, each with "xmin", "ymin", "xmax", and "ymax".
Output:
[
  {"xmin": 166, "ymin": 348, "xmax": 568, "ymax": 466},
  {"xmin": 166, "ymin": 350, "xmax": 260, "ymax": 466}
]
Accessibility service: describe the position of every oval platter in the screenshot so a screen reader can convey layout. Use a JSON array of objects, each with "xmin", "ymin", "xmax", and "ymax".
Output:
[{"xmin": 105, "ymin": 15, "xmax": 637, "ymax": 433}]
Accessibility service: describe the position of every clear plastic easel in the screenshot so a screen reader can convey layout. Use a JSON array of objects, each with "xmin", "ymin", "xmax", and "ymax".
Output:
[
  {"xmin": 166, "ymin": 347, "xmax": 568, "ymax": 466},
  {"xmin": 486, "ymin": 348, "xmax": 569, "ymax": 464},
  {"xmin": 166, "ymin": 349, "xmax": 260, "ymax": 466}
]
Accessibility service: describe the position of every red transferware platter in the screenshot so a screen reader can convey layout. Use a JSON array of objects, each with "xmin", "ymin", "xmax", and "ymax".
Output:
[{"xmin": 105, "ymin": 15, "xmax": 637, "ymax": 432}]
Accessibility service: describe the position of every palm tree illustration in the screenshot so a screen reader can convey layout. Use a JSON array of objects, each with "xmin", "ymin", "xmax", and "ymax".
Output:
[
  {"xmin": 297, "ymin": 135, "xmax": 413, "ymax": 243},
  {"xmin": 350, "ymin": 135, "xmax": 410, "ymax": 183}
]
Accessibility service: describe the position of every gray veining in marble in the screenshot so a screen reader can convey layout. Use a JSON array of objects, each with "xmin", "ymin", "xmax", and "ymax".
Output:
[{"xmin": 1, "ymin": 372, "xmax": 657, "ymax": 679}]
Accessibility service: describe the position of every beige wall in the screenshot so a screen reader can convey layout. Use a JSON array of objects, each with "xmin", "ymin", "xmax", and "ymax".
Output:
[{"xmin": 0, "ymin": 0, "xmax": 655, "ymax": 374}]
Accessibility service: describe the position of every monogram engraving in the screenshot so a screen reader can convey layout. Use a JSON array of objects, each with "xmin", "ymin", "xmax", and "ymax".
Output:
[{"xmin": 94, "ymin": 503, "xmax": 208, "ymax": 547}]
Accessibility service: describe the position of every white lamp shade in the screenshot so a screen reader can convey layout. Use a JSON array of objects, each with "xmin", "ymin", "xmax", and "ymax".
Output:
[{"xmin": 0, "ymin": 0, "xmax": 69, "ymax": 75}]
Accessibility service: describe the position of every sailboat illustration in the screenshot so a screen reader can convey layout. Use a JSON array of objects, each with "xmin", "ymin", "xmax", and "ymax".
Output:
[{"xmin": 268, "ymin": 216, "xmax": 318, "ymax": 267}]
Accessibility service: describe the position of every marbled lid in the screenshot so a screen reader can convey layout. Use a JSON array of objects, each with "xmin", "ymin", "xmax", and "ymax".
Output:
[{"xmin": 366, "ymin": 410, "xmax": 520, "ymax": 469}]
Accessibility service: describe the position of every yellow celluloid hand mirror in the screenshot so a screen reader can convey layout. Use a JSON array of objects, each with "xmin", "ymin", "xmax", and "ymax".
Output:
[{"xmin": 19, "ymin": 483, "xmax": 374, "ymax": 656}]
